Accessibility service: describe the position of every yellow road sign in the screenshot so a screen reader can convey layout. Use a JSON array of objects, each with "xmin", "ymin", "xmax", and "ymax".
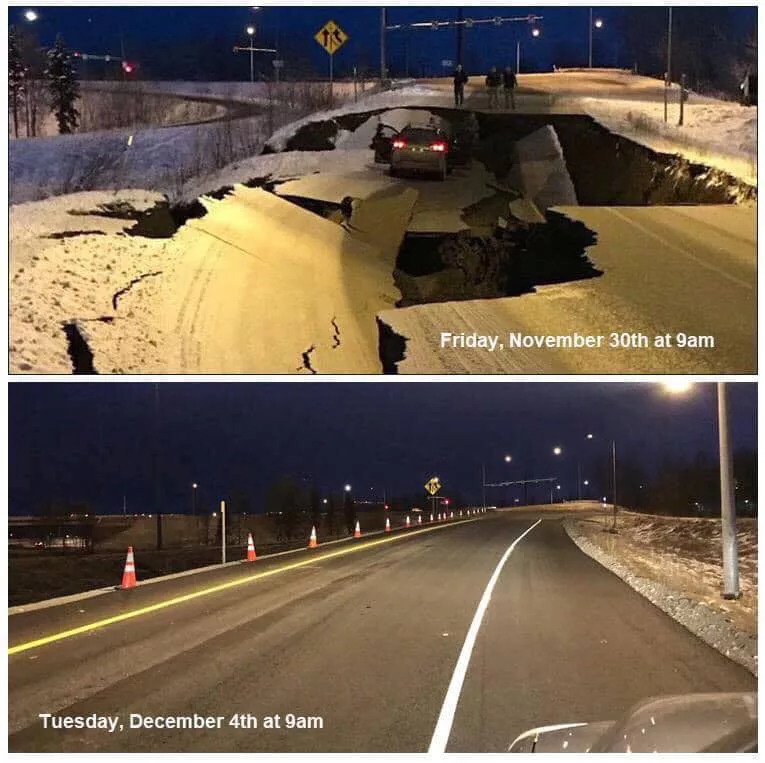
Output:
[
  {"xmin": 424, "ymin": 477, "xmax": 442, "ymax": 496},
  {"xmin": 315, "ymin": 20, "xmax": 349, "ymax": 55}
]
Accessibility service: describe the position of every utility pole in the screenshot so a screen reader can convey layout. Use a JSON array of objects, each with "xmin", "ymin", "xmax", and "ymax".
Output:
[
  {"xmin": 588, "ymin": 7, "xmax": 593, "ymax": 68},
  {"xmin": 154, "ymin": 383, "xmax": 163, "ymax": 550},
  {"xmin": 481, "ymin": 463, "xmax": 486, "ymax": 510},
  {"xmin": 221, "ymin": 500, "xmax": 227, "ymax": 564},
  {"xmin": 456, "ymin": 7, "xmax": 464, "ymax": 66},
  {"xmin": 380, "ymin": 7, "xmax": 387, "ymax": 81},
  {"xmin": 610, "ymin": 439, "xmax": 617, "ymax": 532},
  {"xmin": 718, "ymin": 383, "xmax": 740, "ymax": 599},
  {"xmin": 664, "ymin": 7, "xmax": 672, "ymax": 123}
]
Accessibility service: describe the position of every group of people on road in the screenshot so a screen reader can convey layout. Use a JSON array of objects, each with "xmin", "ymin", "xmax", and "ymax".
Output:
[{"xmin": 452, "ymin": 64, "xmax": 519, "ymax": 110}]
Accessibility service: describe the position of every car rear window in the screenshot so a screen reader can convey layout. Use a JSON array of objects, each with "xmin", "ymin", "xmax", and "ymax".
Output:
[{"xmin": 400, "ymin": 128, "xmax": 442, "ymax": 144}]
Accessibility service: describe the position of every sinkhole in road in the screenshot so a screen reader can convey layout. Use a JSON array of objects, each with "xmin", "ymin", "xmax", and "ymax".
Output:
[
  {"xmin": 278, "ymin": 106, "xmax": 755, "ymax": 206},
  {"xmin": 394, "ymin": 212, "xmax": 601, "ymax": 307},
  {"xmin": 472, "ymin": 111, "xmax": 756, "ymax": 206}
]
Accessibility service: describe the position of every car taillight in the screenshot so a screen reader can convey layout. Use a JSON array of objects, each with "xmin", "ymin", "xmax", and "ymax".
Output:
[
  {"xmin": 430, "ymin": 141, "xmax": 447, "ymax": 152},
  {"xmin": 392, "ymin": 139, "xmax": 407, "ymax": 149}
]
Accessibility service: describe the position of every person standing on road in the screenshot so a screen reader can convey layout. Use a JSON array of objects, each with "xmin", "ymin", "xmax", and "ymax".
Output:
[
  {"xmin": 503, "ymin": 66, "xmax": 518, "ymax": 110},
  {"xmin": 453, "ymin": 64, "xmax": 468, "ymax": 107},
  {"xmin": 485, "ymin": 66, "xmax": 501, "ymax": 109}
]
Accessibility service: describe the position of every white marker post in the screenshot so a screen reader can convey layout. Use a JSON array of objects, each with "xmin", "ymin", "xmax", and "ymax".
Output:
[{"xmin": 221, "ymin": 500, "xmax": 227, "ymax": 564}]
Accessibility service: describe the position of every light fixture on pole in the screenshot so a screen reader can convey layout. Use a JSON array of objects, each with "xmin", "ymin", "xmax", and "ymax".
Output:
[
  {"xmin": 588, "ymin": 10, "xmax": 604, "ymax": 68},
  {"xmin": 663, "ymin": 381, "xmax": 740, "ymax": 599},
  {"xmin": 191, "ymin": 482, "xmax": 198, "ymax": 515},
  {"xmin": 246, "ymin": 25, "xmax": 255, "ymax": 83},
  {"xmin": 24, "ymin": 9, "xmax": 38, "ymax": 22}
]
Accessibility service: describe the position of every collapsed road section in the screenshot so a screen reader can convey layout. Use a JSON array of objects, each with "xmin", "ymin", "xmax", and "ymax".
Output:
[{"xmin": 9, "ymin": 104, "xmax": 756, "ymax": 374}]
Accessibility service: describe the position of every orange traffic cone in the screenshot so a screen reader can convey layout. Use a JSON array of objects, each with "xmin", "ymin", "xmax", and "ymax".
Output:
[
  {"xmin": 354, "ymin": 520, "xmax": 361, "ymax": 539},
  {"xmin": 246, "ymin": 533, "xmax": 257, "ymax": 561},
  {"xmin": 308, "ymin": 525, "xmax": 318, "ymax": 548},
  {"xmin": 406, "ymin": 515, "xmax": 411, "ymax": 528},
  {"xmin": 385, "ymin": 517, "xmax": 391, "ymax": 533},
  {"xmin": 121, "ymin": 546, "xmax": 137, "ymax": 589}
]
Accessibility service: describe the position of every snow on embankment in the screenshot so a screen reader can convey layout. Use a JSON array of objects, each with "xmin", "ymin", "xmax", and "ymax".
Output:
[
  {"xmin": 582, "ymin": 96, "xmax": 757, "ymax": 187},
  {"xmin": 564, "ymin": 513, "xmax": 757, "ymax": 675}
]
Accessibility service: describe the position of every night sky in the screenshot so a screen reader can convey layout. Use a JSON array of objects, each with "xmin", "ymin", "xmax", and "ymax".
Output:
[
  {"xmin": 8, "ymin": 383, "xmax": 756, "ymax": 515},
  {"xmin": 9, "ymin": 5, "xmax": 756, "ymax": 79}
]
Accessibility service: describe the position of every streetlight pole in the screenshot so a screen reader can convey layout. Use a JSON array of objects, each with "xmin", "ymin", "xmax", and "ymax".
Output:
[
  {"xmin": 588, "ymin": 8, "xmax": 593, "ymax": 68},
  {"xmin": 380, "ymin": 7, "xmax": 387, "ymax": 82},
  {"xmin": 481, "ymin": 463, "xmax": 486, "ymax": 510},
  {"xmin": 610, "ymin": 439, "xmax": 617, "ymax": 531},
  {"xmin": 718, "ymin": 382, "xmax": 740, "ymax": 599},
  {"xmin": 192, "ymin": 483, "xmax": 198, "ymax": 515},
  {"xmin": 516, "ymin": 40, "xmax": 520, "ymax": 75},
  {"xmin": 664, "ymin": 7, "xmax": 672, "ymax": 122},
  {"xmin": 247, "ymin": 26, "xmax": 255, "ymax": 83}
]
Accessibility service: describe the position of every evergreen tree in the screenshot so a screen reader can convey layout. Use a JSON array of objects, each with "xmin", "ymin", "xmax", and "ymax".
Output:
[
  {"xmin": 9, "ymin": 26, "xmax": 26, "ymax": 139},
  {"xmin": 46, "ymin": 35, "xmax": 80, "ymax": 134}
]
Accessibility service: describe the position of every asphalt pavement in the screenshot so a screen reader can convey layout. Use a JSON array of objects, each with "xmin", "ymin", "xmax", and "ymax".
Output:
[
  {"xmin": 380, "ymin": 203, "xmax": 756, "ymax": 374},
  {"xmin": 8, "ymin": 511, "xmax": 755, "ymax": 752}
]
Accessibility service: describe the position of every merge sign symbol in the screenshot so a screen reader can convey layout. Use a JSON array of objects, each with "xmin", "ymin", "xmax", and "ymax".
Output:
[
  {"xmin": 424, "ymin": 477, "xmax": 442, "ymax": 496},
  {"xmin": 315, "ymin": 20, "xmax": 349, "ymax": 55}
]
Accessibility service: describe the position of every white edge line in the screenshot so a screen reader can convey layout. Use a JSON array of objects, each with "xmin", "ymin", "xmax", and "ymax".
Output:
[{"xmin": 428, "ymin": 518, "xmax": 542, "ymax": 754}]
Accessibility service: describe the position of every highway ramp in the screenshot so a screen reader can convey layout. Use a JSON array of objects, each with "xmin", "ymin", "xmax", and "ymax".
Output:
[
  {"xmin": 9, "ymin": 512, "xmax": 754, "ymax": 752},
  {"xmin": 379, "ymin": 204, "xmax": 755, "ymax": 374}
]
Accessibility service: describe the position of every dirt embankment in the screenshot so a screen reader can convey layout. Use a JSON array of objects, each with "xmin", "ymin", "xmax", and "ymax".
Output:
[{"xmin": 565, "ymin": 511, "xmax": 757, "ymax": 674}]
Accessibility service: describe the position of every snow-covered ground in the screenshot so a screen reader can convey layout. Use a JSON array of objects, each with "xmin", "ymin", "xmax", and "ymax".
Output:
[
  {"xmin": 565, "ymin": 511, "xmax": 757, "ymax": 674},
  {"xmin": 580, "ymin": 96, "xmax": 757, "ymax": 187}
]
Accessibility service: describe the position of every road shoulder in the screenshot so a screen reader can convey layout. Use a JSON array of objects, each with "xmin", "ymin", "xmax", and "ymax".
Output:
[{"xmin": 563, "ymin": 517, "xmax": 757, "ymax": 676}]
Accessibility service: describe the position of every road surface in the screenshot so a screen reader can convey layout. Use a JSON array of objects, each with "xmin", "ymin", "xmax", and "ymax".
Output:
[
  {"xmin": 9, "ymin": 511, "xmax": 755, "ymax": 752},
  {"xmin": 380, "ymin": 204, "xmax": 756, "ymax": 374}
]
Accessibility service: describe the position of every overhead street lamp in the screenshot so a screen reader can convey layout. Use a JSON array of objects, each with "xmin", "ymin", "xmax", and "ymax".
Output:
[
  {"xmin": 24, "ymin": 9, "xmax": 38, "ymax": 22},
  {"xmin": 517, "ymin": 24, "xmax": 541, "ymax": 75},
  {"xmin": 588, "ymin": 9, "xmax": 604, "ymax": 68},
  {"xmin": 246, "ymin": 25, "xmax": 255, "ymax": 83}
]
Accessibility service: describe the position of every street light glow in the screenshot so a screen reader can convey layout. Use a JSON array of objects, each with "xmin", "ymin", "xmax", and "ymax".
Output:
[
  {"xmin": 192, "ymin": 482, "xmax": 198, "ymax": 489},
  {"xmin": 24, "ymin": 9, "xmax": 38, "ymax": 22},
  {"xmin": 553, "ymin": 446, "xmax": 562, "ymax": 456},
  {"xmin": 663, "ymin": 381, "xmax": 693, "ymax": 394},
  {"xmin": 504, "ymin": 455, "xmax": 512, "ymax": 463},
  {"xmin": 344, "ymin": 484, "xmax": 352, "ymax": 492},
  {"xmin": 246, "ymin": 25, "xmax": 255, "ymax": 36},
  {"xmin": 583, "ymin": 480, "xmax": 589, "ymax": 486},
  {"xmin": 586, "ymin": 433, "xmax": 594, "ymax": 440},
  {"xmin": 594, "ymin": 18, "xmax": 604, "ymax": 28},
  {"xmin": 531, "ymin": 27, "xmax": 541, "ymax": 37}
]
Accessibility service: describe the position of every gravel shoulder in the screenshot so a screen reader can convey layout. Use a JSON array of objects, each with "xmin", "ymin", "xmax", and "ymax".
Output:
[{"xmin": 564, "ymin": 513, "xmax": 757, "ymax": 676}]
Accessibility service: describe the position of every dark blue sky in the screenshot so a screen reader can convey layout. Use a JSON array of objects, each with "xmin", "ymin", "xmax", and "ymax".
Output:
[
  {"xmin": 8, "ymin": 383, "xmax": 756, "ymax": 515},
  {"xmin": 9, "ymin": 6, "xmax": 756, "ymax": 78}
]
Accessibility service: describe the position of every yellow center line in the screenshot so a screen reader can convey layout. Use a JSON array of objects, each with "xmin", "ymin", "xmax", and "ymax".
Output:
[{"xmin": 8, "ymin": 518, "xmax": 481, "ymax": 656}]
